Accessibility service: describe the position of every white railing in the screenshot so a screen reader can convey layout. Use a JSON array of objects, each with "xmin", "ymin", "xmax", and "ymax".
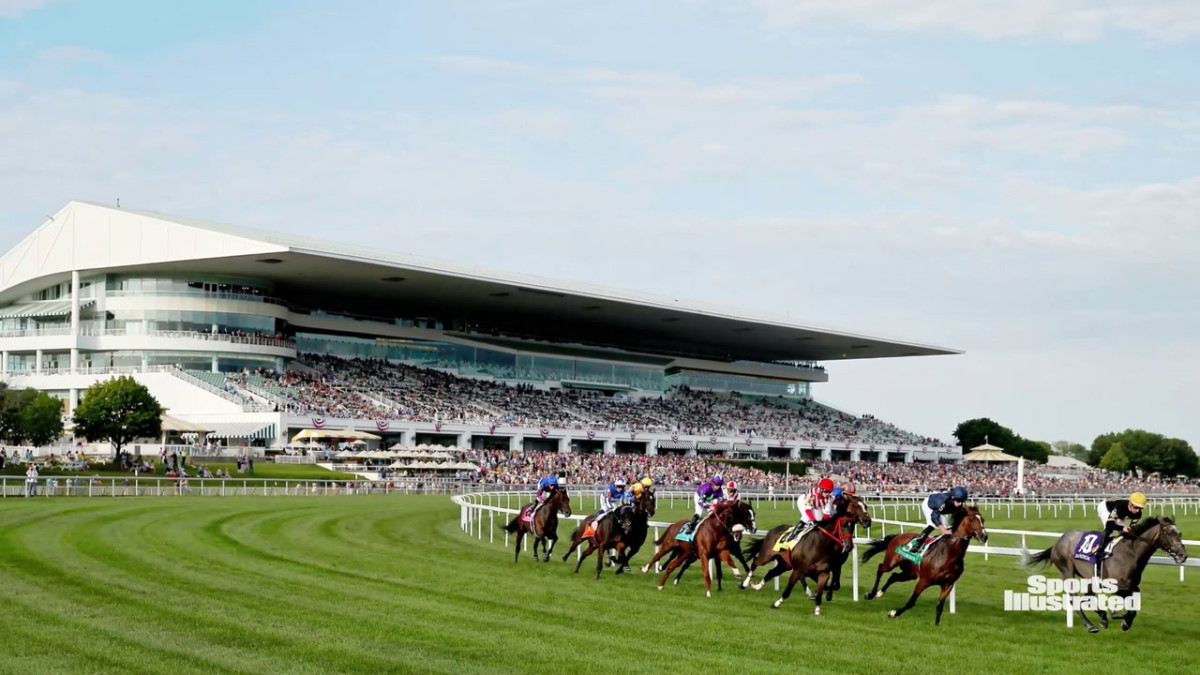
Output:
[
  {"xmin": 453, "ymin": 490, "xmax": 1200, "ymax": 622},
  {"xmin": 4, "ymin": 475, "xmax": 469, "ymax": 497}
]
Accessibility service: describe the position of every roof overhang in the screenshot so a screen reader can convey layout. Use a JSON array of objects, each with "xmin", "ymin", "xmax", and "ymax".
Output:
[{"xmin": 0, "ymin": 202, "xmax": 963, "ymax": 363}]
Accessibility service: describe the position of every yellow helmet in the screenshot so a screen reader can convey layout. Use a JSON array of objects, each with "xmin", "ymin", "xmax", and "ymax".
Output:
[
  {"xmin": 1129, "ymin": 492, "xmax": 1147, "ymax": 508},
  {"xmin": 640, "ymin": 477, "xmax": 653, "ymax": 488},
  {"xmin": 631, "ymin": 483, "xmax": 644, "ymax": 496}
]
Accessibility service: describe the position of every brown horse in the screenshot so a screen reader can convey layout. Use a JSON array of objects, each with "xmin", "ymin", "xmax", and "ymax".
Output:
[
  {"xmin": 739, "ymin": 494, "xmax": 872, "ymax": 616},
  {"xmin": 644, "ymin": 500, "xmax": 757, "ymax": 597},
  {"xmin": 502, "ymin": 487, "xmax": 572, "ymax": 563},
  {"xmin": 1023, "ymin": 516, "xmax": 1187, "ymax": 632},
  {"xmin": 861, "ymin": 504, "xmax": 988, "ymax": 624},
  {"xmin": 561, "ymin": 487, "xmax": 656, "ymax": 575}
]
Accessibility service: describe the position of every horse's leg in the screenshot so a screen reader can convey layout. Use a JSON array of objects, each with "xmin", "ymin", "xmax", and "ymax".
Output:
[
  {"xmin": 812, "ymin": 570, "xmax": 831, "ymax": 616},
  {"xmin": 934, "ymin": 583, "xmax": 954, "ymax": 625},
  {"xmin": 772, "ymin": 565, "xmax": 805, "ymax": 609},
  {"xmin": 674, "ymin": 556, "xmax": 696, "ymax": 585},
  {"xmin": 866, "ymin": 562, "xmax": 887, "ymax": 600},
  {"xmin": 1063, "ymin": 569, "xmax": 1099, "ymax": 633},
  {"xmin": 543, "ymin": 535, "xmax": 556, "ymax": 562},
  {"xmin": 887, "ymin": 577, "xmax": 929, "ymax": 618},
  {"xmin": 513, "ymin": 530, "xmax": 523, "ymax": 564},
  {"xmin": 574, "ymin": 541, "xmax": 597, "ymax": 574},
  {"xmin": 561, "ymin": 529, "xmax": 584, "ymax": 562},
  {"xmin": 642, "ymin": 542, "xmax": 673, "ymax": 574},
  {"xmin": 751, "ymin": 559, "xmax": 785, "ymax": 591},
  {"xmin": 718, "ymin": 549, "xmax": 739, "ymax": 589},
  {"xmin": 715, "ymin": 554, "xmax": 724, "ymax": 593},
  {"xmin": 657, "ymin": 551, "xmax": 688, "ymax": 590},
  {"xmin": 1120, "ymin": 587, "xmax": 1138, "ymax": 631}
]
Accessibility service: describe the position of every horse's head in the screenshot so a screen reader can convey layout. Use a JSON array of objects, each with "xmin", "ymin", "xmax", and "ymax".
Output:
[
  {"xmin": 641, "ymin": 487, "xmax": 656, "ymax": 516},
  {"xmin": 842, "ymin": 493, "xmax": 872, "ymax": 529},
  {"xmin": 957, "ymin": 504, "xmax": 988, "ymax": 544},
  {"xmin": 616, "ymin": 507, "xmax": 636, "ymax": 535},
  {"xmin": 727, "ymin": 499, "xmax": 756, "ymax": 540},
  {"xmin": 1145, "ymin": 517, "xmax": 1188, "ymax": 564},
  {"xmin": 552, "ymin": 487, "xmax": 572, "ymax": 517}
]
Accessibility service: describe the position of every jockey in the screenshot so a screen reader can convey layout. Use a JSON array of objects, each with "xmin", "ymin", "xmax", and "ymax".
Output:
[
  {"xmin": 725, "ymin": 480, "xmax": 739, "ymax": 502},
  {"xmin": 783, "ymin": 477, "xmax": 835, "ymax": 543},
  {"xmin": 593, "ymin": 478, "xmax": 627, "ymax": 527},
  {"xmin": 629, "ymin": 476, "xmax": 653, "ymax": 501},
  {"xmin": 532, "ymin": 471, "xmax": 566, "ymax": 515},
  {"xmin": 1096, "ymin": 492, "xmax": 1146, "ymax": 560},
  {"xmin": 684, "ymin": 473, "xmax": 725, "ymax": 534},
  {"xmin": 910, "ymin": 486, "xmax": 968, "ymax": 554}
]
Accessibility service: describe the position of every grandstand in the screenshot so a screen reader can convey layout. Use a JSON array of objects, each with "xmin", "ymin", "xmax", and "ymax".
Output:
[{"xmin": 0, "ymin": 201, "xmax": 961, "ymax": 462}]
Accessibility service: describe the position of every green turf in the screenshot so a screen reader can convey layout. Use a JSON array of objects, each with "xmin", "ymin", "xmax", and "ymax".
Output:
[{"xmin": 0, "ymin": 495, "xmax": 1196, "ymax": 675}]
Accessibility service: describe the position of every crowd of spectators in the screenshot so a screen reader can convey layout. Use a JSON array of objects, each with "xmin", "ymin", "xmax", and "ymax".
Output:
[
  {"xmin": 458, "ymin": 450, "xmax": 1198, "ymax": 496},
  {"xmin": 214, "ymin": 355, "xmax": 946, "ymax": 447}
]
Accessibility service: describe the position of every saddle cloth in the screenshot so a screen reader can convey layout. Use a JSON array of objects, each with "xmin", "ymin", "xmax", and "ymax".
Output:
[{"xmin": 1072, "ymin": 531, "xmax": 1116, "ymax": 565}]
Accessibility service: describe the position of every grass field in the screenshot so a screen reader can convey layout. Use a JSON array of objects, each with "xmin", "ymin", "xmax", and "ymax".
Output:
[{"xmin": 0, "ymin": 494, "xmax": 1196, "ymax": 675}]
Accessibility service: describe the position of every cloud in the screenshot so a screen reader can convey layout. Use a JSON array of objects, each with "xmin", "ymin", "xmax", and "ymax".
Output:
[
  {"xmin": 745, "ymin": 0, "xmax": 1200, "ymax": 42},
  {"xmin": 0, "ymin": 0, "xmax": 63, "ymax": 18}
]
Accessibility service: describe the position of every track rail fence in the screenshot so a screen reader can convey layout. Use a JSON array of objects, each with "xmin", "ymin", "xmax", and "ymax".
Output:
[{"xmin": 454, "ymin": 490, "xmax": 1200, "ymax": 626}]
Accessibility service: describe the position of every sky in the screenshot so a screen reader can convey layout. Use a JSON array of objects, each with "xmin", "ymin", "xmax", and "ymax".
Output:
[{"xmin": 1, "ymin": 0, "xmax": 1198, "ymax": 449}]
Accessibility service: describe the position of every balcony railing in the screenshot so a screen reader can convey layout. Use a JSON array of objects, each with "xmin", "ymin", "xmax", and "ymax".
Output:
[{"xmin": 71, "ymin": 328, "xmax": 298, "ymax": 349}]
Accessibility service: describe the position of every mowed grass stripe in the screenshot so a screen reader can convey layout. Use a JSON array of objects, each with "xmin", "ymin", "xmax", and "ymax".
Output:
[{"xmin": 0, "ymin": 496, "xmax": 1196, "ymax": 675}]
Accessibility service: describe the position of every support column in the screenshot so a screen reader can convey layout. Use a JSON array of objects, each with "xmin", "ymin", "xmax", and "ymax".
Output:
[
  {"xmin": 511, "ymin": 435, "xmax": 524, "ymax": 452},
  {"xmin": 141, "ymin": 353, "xmax": 149, "ymax": 371},
  {"xmin": 603, "ymin": 438, "xmax": 616, "ymax": 455},
  {"xmin": 35, "ymin": 349, "xmax": 43, "ymax": 374},
  {"xmin": 1, "ymin": 350, "xmax": 7, "ymax": 373},
  {"xmin": 70, "ymin": 271, "xmax": 81, "ymax": 374},
  {"xmin": 69, "ymin": 388, "xmax": 79, "ymax": 415},
  {"xmin": 457, "ymin": 432, "xmax": 469, "ymax": 448},
  {"xmin": 211, "ymin": 355, "xmax": 219, "ymax": 373}
]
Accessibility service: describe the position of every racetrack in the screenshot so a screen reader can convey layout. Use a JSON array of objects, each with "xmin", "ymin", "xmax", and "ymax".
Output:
[{"xmin": 0, "ymin": 495, "xmax": 1196, "ymax": 675}]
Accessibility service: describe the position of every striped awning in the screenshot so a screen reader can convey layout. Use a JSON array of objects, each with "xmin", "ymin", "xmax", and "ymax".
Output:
[
  {"xmin": 696, "ymin": 441, "xmax": 731, "ymax": 452},
  {"xmin": 962, "ymin": 449, "xmax": 1020, "ymax": 462},
  {"xmin": 0, "ymin": 299, "xmax": 95, "ymax": 319},
  {"xmin": 161, "ymin": 415, "xmax": 210, "ymax": 433},
  {"xmin": 731, "ymin": 443, "xmax": 766, "ymax": 454},
  {"xmin": 205, "ymin": 422, "xmax": 277, "ymax": 439},
  {"xmin": 656, "ymin": 440, "xmax": 694, "ymax": 450}
]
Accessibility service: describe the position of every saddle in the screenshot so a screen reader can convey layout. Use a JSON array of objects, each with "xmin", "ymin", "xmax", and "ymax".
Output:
[
  {"xmin": 520, "ymin": 505, "xmax": 535, "ymax": 523},
  {"xmin": 897, "ymin": 533, "xmax": 944, "ymax": 564},
  {"xmin": 773, "ymin": 525, "xmax": 813, "ymax": 552},
  {"xmin": 1072, "ymin": 531, "xmax": 1118, "ymax": 566}
]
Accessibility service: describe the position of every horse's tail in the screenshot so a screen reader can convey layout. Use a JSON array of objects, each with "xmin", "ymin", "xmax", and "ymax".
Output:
[
  {"xmin": 503, "ymin": 517, "xmax": 521, "ymax": 534},
  {"xmin": 860, "ymin": 535, "xmax": 896, "ymax": 562},
  {"xmin": 1023, "ymin": 546, "xmax": 1053, "ymax": 570}
]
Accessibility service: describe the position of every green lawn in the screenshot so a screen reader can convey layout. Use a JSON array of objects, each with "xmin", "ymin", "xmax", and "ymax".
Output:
[{"xmin": 0, "ymin": 494, "xmax": 1196, "ymax": 675}]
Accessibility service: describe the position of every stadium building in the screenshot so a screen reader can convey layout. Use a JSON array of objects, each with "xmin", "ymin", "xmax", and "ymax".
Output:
[{"xmin": 0, "ymin": 201, "xmax": 963, "ymax": 462}]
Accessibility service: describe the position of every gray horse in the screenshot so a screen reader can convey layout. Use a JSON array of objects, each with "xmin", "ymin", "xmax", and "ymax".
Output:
[{"xmin": 1023, "ymin": 516, "xmax": 1188, "ymax": 633}]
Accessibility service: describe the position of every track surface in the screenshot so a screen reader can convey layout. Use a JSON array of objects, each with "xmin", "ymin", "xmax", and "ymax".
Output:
[{"xmin": 0, "ymin": 495, "xmax": 1196, "ymax": 675}]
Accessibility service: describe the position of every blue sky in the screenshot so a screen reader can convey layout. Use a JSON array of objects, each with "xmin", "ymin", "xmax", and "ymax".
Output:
[{"xmin": 2, "ymin": 0, "xmax": 1199, "ymax": 449}]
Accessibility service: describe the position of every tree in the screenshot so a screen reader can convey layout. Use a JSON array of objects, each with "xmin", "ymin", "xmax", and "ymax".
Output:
[
  {"xmin": 71, "ymin": 376, "xmax": 164, "ymax": 459},
  {"xmin": 1090, "ymin": 429, "xmax": 1199, "ymax": 478},
  {"xmin": 952, "ymin": 418, "xmax": 1047, "ymax": 462},
  {"xmin": 1099, "ymin": 442, "xmax": 1130, "ymax": 473},
  {"xmin": 19, "ymin": 392, "xmax": 65, "ymax": 447},
  {"xmin": 1052, "ymin": 440, "xmax": 1089, "ymax": 462},
  {"xmin": 0, "ymin": 384, "xmax": 55, "ymax": 446}
]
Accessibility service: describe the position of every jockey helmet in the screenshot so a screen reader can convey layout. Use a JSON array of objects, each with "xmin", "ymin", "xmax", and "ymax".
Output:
[
  {"xmin": 726, "ymin": 480, "xmax": 737, "ymax": 491},
  {"xmin": 640, "ymin": 477, "xmax": 653, "ymax": 488},
  {"xmin": 832, "ymin": 487, "xmax": 844, "ymax": 499},
  {"xmin": 818, "ymin": 478, "xmax": 834, "ymax": 492},
  {"xmin": 950, "ymin": 486, "xmax": 968, "ymax": 501},
  {"xmin": 712, "ymin": 473, "xmax": 724, "ymax": 484},
  {"xmin": 1129, "ymin": 492, "xmax": 1147, "ymax": 508},
  {"xmin": 557, "ymin": 471, "xmax": 566, "ymax": 479},
  {"xmin": 615, "ymin": 478, "xmax": 626, "ymax": 487},
  {"xmin": 631, "ymin": 483, "xmax": 644, "ymax": 496}
]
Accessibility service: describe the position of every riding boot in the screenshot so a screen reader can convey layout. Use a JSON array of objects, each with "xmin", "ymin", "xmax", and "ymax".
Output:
[
  {"xmin": 686, "ymin": 514, "xmax": 699, "ymax": 534},
  {"xmin": 911, "ymin": 526, "xmax": 934, "ymax": 553}
]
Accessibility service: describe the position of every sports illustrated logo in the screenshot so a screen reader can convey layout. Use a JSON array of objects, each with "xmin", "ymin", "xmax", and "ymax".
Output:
[{"xmin": 1004, "ymin": 575, "xmax": 1140, "ymax": 612}]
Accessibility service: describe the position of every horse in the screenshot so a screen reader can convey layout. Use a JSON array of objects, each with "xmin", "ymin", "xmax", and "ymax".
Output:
[
  {"xmin": 502, "ymin": 486, "xmax": 572, "ymax": 563},
  {"xmin": 861, "ymin": 504, "xmax": 988, "ymax": 624},
  {"xmin": 561, "ymin": 487, "xmax": 656, "ymax": 575},
  {"xmin": 647, "ymin": 500, "xmax": 757, "ymax": 597},
  {"xmin": 639, "ymin": 500, "xmax": 753, "ymax": 583},
  {"xmin": 1023, "ymin": 516, "xmax": 1187, "ymax": 632},
  {"xmin": 739, "ymin": 493, "xmax": 872, "ymax": 616}
]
